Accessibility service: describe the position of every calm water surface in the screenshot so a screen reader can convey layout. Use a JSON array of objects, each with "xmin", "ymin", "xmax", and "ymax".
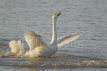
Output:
[{"xmin": 0, "ymin": 0, "xmax": 107, "ymax": 71}]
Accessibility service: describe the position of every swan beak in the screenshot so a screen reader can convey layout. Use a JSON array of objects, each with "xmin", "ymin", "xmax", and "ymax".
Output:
[{"xmin": 55, "ymin": 12, "xmax": 61, "ymax": 16}]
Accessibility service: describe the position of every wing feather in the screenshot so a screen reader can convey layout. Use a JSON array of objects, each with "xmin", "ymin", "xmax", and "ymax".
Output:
[
  {"xmin": 24, "ymin": 30, "xmax": 46, "ymax": 50},
  {"xmin": 57, "ymin": 34, "xmax": 82, "ymax": 47}
]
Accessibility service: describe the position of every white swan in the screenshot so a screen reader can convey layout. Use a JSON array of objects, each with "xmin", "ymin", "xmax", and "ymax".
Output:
[{"xmin": 9, "ymin": 12, "xmax": 82, "ymax": 57}]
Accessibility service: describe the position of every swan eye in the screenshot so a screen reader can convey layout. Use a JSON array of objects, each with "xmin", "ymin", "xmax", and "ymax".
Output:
[{"xmin": 55, "ymin": 12, "xmax": 61, "ymax": 16}]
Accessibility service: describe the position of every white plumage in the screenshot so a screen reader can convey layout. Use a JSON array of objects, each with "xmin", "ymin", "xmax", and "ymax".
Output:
[
  {"xmin": 57, "ymin": 34, "xmax": 83, "ymax": 47},
  {"xmin": 9, "ymin": 12, "xmax": 82, "ymax": 57}
]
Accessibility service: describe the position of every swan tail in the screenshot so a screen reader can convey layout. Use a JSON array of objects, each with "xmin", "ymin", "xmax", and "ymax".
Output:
[{"xmin": 57, "ymin": 34, "xmax": 83, "ymax": 47}]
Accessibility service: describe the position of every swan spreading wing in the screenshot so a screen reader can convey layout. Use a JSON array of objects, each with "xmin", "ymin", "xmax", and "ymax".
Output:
[
  {"xmin": 57, "ymin": 34, "xmax": 82, "ymax": 47},
  {"xmin": 9, "ymin": 12, "xmax": 83, "ymax": 57},
  {"xmin": 24, "ymin": 30, "xmax": 47, "ymax": 51},
  {"xmin": 25, "ymin": 30, "xmax": 82, "ymax": 49}
]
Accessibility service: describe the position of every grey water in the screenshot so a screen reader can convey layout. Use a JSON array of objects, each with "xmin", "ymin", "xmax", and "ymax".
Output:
[{"xmin": 0, "ymin": 0, "xmax": 107, "ymax": 71}]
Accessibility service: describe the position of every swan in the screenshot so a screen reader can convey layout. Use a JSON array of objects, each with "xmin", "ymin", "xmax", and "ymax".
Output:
[{"xmin": 9, "ymin": 12, "xmax": 82, "ymax": 57}]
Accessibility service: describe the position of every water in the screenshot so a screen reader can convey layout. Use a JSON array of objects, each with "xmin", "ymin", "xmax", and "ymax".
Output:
[{"xmin": 0, "ymin": 0, "xmax": 107, "ymax": 71}]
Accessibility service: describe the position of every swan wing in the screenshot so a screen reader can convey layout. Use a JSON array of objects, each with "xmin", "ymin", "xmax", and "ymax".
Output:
[
  {"xmin": 57, "ymin": 34, "xmax": 82, "ymax": 47},
  {"xmin": 24, "ymin": 30, "xmax": 47, "ymax": 51}
]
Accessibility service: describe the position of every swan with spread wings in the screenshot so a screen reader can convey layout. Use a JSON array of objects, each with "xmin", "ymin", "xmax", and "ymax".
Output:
[{"xmin": 9, "ymin": 12, "xmax": 82, "ymax": 57}]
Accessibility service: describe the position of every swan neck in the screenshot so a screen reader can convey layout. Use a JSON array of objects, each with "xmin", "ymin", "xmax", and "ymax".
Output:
[{"xmin": 50, "ymin": 18, "xmax": 57, "ymax": 45}]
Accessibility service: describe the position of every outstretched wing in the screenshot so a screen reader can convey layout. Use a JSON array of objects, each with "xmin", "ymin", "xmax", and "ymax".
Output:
[
  {"xmin": 24, "ymin": 30, "xmax": 47, "ymax": 51},
  {"xmin": 57, "ymin": 34, "xmax": 82, "ymax": 47}
]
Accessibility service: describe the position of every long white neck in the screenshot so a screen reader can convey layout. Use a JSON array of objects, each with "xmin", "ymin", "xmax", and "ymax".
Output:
[{"xmin": 50, "ymin": 17, "xmax": 57, "ymax": 46}]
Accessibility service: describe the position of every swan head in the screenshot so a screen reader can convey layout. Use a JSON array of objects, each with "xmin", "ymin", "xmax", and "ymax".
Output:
[{"xmin": 52, "ymin": 12, "xmax": 61, "ymax": 20}]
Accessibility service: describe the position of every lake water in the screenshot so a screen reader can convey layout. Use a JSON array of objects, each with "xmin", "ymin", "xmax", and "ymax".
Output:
[{"xmin": 0, "ymin": 0, "xmax": 107, "ymax": 71}]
